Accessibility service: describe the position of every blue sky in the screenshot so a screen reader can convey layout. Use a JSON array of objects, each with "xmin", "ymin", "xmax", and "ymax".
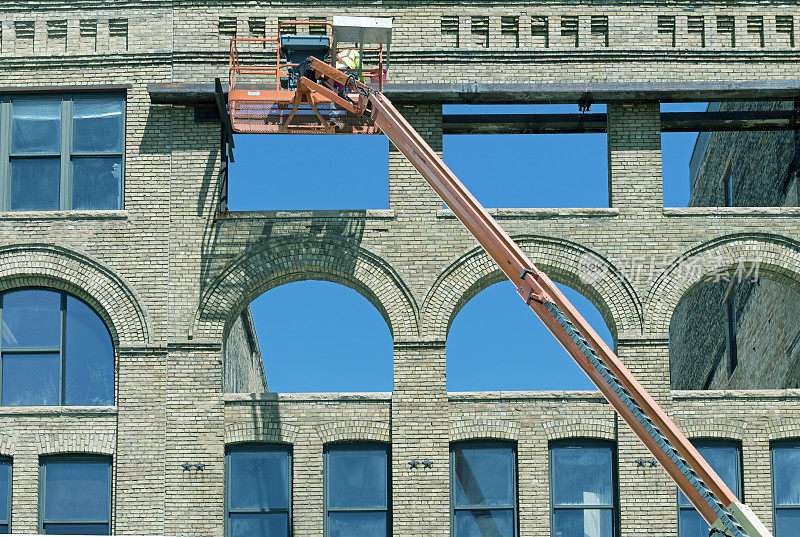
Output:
[{"xmin": 230, "ymin": 103, "xmax": 704, "ymax": 393}]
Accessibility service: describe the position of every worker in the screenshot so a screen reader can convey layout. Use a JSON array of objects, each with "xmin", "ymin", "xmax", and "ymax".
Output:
[{"xmin": 335, "ymin": 48, "xmax": 362, "ymax": 78}]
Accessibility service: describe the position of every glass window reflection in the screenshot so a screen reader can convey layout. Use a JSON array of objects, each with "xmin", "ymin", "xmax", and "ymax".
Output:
[
  {"xmin": 325, "ymin": 443, "xmax": 389, "ymax": 537},
  {"xmin": 226, "ymin": 445, "xmax": 291, "ymax": 537},
  {"xmin": 451, "ymin": 442, "xmax": 517, "ymax": 537},
  {"xmin": 550, "ymin": 440, "xmax": 617, "ymax": 537},
  {"xmin": 677, "ymin": 440, "xmax": 741, "ymax": 537}
]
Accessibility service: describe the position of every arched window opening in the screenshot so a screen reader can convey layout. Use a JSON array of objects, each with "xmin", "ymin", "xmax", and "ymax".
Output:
[
  {"xmin": 0, "ymin": 288, "xmax": 114, "ymax": 406},
  {"xmin": 670, "ymin": 274, "xmax": 800, "ymax": 390},
  {"xmin": 242, "ymin": 281, "xmax": 393, "ymax": 393},
  {"xmin": 446, "ymin": 281, "xmax": 613, "ymax": 391}
]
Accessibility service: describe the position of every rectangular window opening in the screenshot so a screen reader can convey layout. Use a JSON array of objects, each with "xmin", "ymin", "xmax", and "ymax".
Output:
[
  {"xmin": 0, "ymin": 94, "xmax": 125, "ymax": 212},
  {"xmin": 771, "ymin": 440, "xmax": 800, "ymax": 537},
  {"xmin": 40, "ymin": 455, "xmax": 111, "ymax": 535},
  {"xmin": 324, "ymin": 443, "xmax": 389, "ymax": 537},
  {"xmin": 443, "ymin": 104, "xmax": 609, "ymax": 208},
  {"xmin": 550, "ymin": 439, "xmax": 618, "ymax": 537},
  {"xmin": 451, "ymin": 441, "xmax": 517, "ymax": 537},
  {"xmin": 228, "ymin": 134, "xmax": 389, "ymax": 211},
  {"xmin": 226, "ymin": 444, "xmax": 291, "ymax": 537},
  {"xmin": 678, "ymin": 440, "xmax": 742, "ymax": 537},
  {"xmin": 663, "ymin": 101, "xmax": 799, "ymax": 207}
]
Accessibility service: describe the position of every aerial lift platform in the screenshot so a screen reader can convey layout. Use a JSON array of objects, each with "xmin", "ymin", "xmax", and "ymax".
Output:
[{"xmin": 223, "ymin": 16, "xmax": 773, "ymax": 537}]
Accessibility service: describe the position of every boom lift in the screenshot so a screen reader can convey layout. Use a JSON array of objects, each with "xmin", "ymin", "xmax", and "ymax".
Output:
[{"xmin": 224, "ymin": 16, "xmax": 773, "ymax": 537}]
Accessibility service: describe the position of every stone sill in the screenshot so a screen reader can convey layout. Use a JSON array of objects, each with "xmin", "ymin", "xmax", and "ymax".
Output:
[
  {"xmin": 672, "ymin": 389, "xmax": 800, "ymax": 400},
  {"xmin": 663, "ymin": 207, "xmax": 800, "ymax": 217},
  {"xmin": 224, "ymin": 392, "xmax": 392, "ymax": 403},
  {"xmin": 449, "ymin": 390, "xmax": 605, "ymax": 401},
  {"xmin": 0, "ymin": 406, "xmax": 117, "ymax": 416},
  {"xmin": 437, "ymin": 208, "xmax": 619, "ymax": 219},
  {"xmin": 0, "ymin": 210, "xmax": 129, "ymax": 221},
  {"xmin": 217, "ymin": 209, "xmax": 394, "ymax": 220}
]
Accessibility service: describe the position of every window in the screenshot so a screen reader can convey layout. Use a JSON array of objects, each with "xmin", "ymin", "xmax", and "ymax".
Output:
[
  {"xmin": 450, "ymin": 441, "xmax": 517, "ymax": 537},
  {"xmin": 725, "ymin": 289, "xmax": 738, "ymax": 374},
  {"xmin": 549, "ymin": 439, "xmax": 617, "ymax": 537},
  {"xmin": 39, "ymin": 455, "xmax": 111, "ymax": 534},
  {"xmin": 324, "ymin": 443, "xmax": 389, "ymax": 537},
  {"xmin": 0, "ymin": 94, "xmax": 124, "ymax": 210},
  {"xmin": 772, "ymin": 440, "xmax": 800, "ymax": 536},
  {"xmin": 0, "ymin": 288, "xmax": 114, "ymax": 406},
  {"xmin": 0, "ymin": 458, "xmax": 10, "ymax": 533},
  {"xmin": 226, "ymin": 444, "xmax": 291, "ymax": 537},
  {"xmin": 678, "ymin": 440, "xmax": 742, "ymax": 537},
  {"xmin": 723, "ymin": 167, "xmax": 734, "ymax": 207}
]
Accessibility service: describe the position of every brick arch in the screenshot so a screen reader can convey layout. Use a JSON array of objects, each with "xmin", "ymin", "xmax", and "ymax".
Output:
[
  {"xmin": 421, "ymin": 235, "xmax": 642, "ymax": 341},
  {"xmin": 315, "ymin": 421, "xmax": 390, "ymax": 444},
  {"xmin": 0, "ymin": 244, "xmax": 151, "ymax": 346},
  {"xmin": 193, "ymin": 237, "xmax": 419, "ymax": 341},
  {"xmin": 675, "ymin": 418, "xmax": 746, "ymax": 440},
  {"xmin": 450, "ymin": 419, "xmax": 520, "ymax": 442},
  {"xmin": 645, "ymin": 232, "xmax": 800, "ymax": 334},
  {"xmin": 37, "ymin": 433, "xmax": 116, "ymax": 456},
  {"xmin": 541, "ymin": 418, "xmax": 617, "ymax": 442},
  {"xmin": 225, "ymin": 422, "xmax": 299, "ymax": 445},
  {"xmin": 766, "ymin": 419, "xmax": 800, "ymax": 441}
]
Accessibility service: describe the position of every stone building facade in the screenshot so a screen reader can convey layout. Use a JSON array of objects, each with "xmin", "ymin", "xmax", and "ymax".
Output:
[{"xmin": 0, "ymin": 1, "xmax": 799, "ymax": 536}]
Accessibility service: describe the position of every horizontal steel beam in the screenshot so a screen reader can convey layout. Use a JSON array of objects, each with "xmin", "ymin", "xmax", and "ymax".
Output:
[
  {"xmin": 442, "ymin": 110, "xmax": 800, "ymax": 134},
  {"xmin": 149, "ymin": 80, "xmax": 800, "ymax": 105}
]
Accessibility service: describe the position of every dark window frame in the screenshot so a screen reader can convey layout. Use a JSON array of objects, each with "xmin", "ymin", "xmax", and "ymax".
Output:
[
  {"xmin": 38, "ymin": 454, "xmax": 112, "ymax": 534},
  {"xmin": 450, "ymin": 439, "xmax": 518, "ymax": 537},
  {"xmin": 323, "ymin": 441, "xmax": 391, "ymax": 537},
  {"xmin": 0, "ymin": 457, "xmax": 11, "ymax": 533},
  {"xmin": 0, "ymin": 287, "xmax": 115, "ymax": 407},
  {"xmin": 0, "ymin": 92, "xmax": 126, "ymax": 211},
  {"xmin": 723, "ymin": 166, "xmax": 734, "ymax": 207},
  {"xmin": 548, "ymin": 438, "xmax": 619, "ymax": 537},
  {"xmin": 225, "ymin": 443, "xmax": 293, "ymax": 537},
  {"xmin": 726, "ymin": 290, "xmax": 738, "ymax": 374},
  {"xmin": 771, "ymin": 438, "xmax": 800, "ymax": 536},
  {"xmin": 677, "ymin": 438, "xmax": 743, "ymax": 537}
]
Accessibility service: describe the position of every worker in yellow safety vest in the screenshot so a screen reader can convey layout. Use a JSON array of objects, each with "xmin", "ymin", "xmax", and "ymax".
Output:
[{"xmin": 335, "ymin": 49, "xmax": 362, "ymax": 79}]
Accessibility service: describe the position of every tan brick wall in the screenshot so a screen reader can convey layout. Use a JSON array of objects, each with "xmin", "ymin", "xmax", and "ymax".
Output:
[{"xmin": 0, "ymin": 1, "xmax": 799, "ymax": 536}]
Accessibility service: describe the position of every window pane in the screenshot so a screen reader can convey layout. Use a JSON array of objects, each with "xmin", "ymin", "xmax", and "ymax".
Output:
[
  {"xmin": 454, "ymin": 509, "xmax": 514, "ymax": 537},
  {"xmin": 0, "ymin": 462, "xmax": 9, "ymax": 521},
  {"xmin": 777, "ymin": 509, "xmax": 800, "ymax": 537},
  {"xmin": 229, "ymin": 513, "xmax": 288, "ymax": 537},
  {"xmin": 679, "ymin": 508, "xmax": 708, "ymax": 537},
  {"xmin": 328, "ymin": 511, "xmax": 387, "ymax": 537},
  {"xmin": 328, "ymin": 447, "xmax": 387, "ymax": 509},
  {"xmin": 73, "ymin": 97, "xmax": 124, "ymax": 153},
  {"xmin": 453, "ymin": 445, "xmax": 514, "ymax": 507},
  {"xmin": 552, "ymin": 445, "xmax": 613, "ymax": 506},
  {"xmin": 774, "ymin": 444, "xmax": 800, "ymax": 506},
  {"xmin": 0, "ymin": 524, "xmax": 7, "ymax": 534},
  {"xmin": 11, "ymin": 99, "xmax": 60, "ymax": 154},
  {"xmin": 43, "ymin": 523, "xmax": 108, "ymax": 535},
  {"xmin": 553, "ymin": 508, "xmax": 613, "ymax": 537},
  {"xmin": 229, "ymin": 448, "xmax": 289, "ymax": 510},
  {"xmin": 2, "ymin": 289, "xmax": 61, "ymax": 348},
  {"xmin": 72, "ymin": 157, "xmax": 122, "ymax": 210},
  {"xmin": 679, "ymin": 443, "xmax": 740, "ymax": 506},
  {"xmin": 2, "ymin": 353, "xmax": 59, "ymax": 406},
  {"xmin": 9, "ymin": 158, "xmax": 60, "ymax": 210},
  {"xmin": 64, "ymin": 296, "xmax": 113, "ymax": 406},
  {"xmin": 44, "ymin": 459, "xmax": 110, "ymax": 521}
]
